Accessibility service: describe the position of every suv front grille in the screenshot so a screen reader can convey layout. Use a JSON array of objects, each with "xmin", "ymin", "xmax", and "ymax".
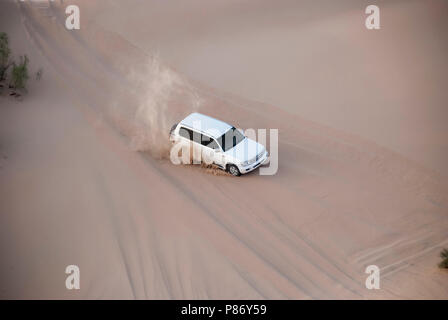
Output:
[{"xmin": 248, "ymin": 150, "xmax": 265, "ymax": 165}]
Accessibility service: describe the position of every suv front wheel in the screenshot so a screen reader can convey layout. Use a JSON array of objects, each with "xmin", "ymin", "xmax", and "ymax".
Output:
[{"xmin": 227, "ymin": 164, "xmax": 241, "ymax": 176}]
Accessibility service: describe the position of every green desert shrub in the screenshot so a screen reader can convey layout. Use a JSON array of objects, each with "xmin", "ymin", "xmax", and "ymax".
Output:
[
  {"xmin": 10, "ymin": 55, "xmax": 29, "ymax": 91},
  {"xmin": 440, "ymin": 248, "xmax": 448, "ymax": 269},
  {"xmin": 0, "ymin": 32, "xmax": 12, "ymax": 81}
]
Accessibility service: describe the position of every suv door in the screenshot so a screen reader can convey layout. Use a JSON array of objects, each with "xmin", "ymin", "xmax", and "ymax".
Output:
[
  {"xmin": 201, "ymin": 134, "xmax": 225, "ymax": 168},
  {"xmin": 178, "ymin": 126, "xmax": 196, "ymax": 163}
]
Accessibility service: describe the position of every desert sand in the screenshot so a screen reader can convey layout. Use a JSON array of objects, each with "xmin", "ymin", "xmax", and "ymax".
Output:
[{"xmin": 0, "ymin": 0, "xmax": 447, "ymax": 299}]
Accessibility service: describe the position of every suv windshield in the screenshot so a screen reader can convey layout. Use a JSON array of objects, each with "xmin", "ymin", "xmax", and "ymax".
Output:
[{"xmin": 217, "ymin": 127, "xmax": 245, "ymax": 152}]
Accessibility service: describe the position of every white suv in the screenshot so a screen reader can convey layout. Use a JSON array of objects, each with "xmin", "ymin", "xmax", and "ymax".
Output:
[{"xmin": 169, "ymin": 113, "xmax": 268, "ymax": 176}]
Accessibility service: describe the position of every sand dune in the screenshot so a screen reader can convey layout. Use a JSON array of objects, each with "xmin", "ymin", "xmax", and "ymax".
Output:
[{"xmin": 0, "ymin": 0, "xmax": 447, "ymax": 299}]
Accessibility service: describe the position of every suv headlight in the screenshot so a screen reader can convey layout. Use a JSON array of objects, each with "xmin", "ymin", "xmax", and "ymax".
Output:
[{"xmin": 242, "ymin": 160, "xmax": 250, "ymax": 166}]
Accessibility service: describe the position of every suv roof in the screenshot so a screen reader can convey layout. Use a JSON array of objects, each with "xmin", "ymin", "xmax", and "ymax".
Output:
[{"xmin": 179, "ymin": 112, "xmax": 232, "ymax": 139}]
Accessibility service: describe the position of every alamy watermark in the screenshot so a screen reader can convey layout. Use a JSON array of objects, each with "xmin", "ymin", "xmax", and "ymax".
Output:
[
  {"xmin": 19, "ymin": 1, "xmax": 382, "ymax": 35},
  {"xmin": 65, "ymin": 264, "xmax": 80, "ymax": 290},
  {"xmin": 365, "ymin": 265, "xmax": 380, "ymax": 290},
  {"xmin": 365, "ymin": 5, "xmax": 380, "ymax": 30},
  {"xmin": 19, "ymin": 0, "xmax": 80, "ymax": 30}
]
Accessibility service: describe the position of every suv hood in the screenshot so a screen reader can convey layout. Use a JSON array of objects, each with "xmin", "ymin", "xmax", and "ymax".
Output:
[{"xmin": 224, "ymin": 137, "xmax": 265, "ymax": 163}]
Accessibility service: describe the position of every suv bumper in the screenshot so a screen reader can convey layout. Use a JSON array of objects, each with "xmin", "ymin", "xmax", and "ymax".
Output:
[{"xmin": 239, "ymin": 151, "xmax": 269, "ymax": 174}]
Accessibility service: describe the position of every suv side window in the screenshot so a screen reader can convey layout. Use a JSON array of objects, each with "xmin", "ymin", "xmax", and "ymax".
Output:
[
  {"xmin": 207, "ymin": 139, "xmax": 220, "ymax": 150},
  {"xmin": 202, "ymin": 134, "xmax": 220, "ymax": 150},
  {"xmin": 201, "ymin": 134, "xmax": 212, "ymax": 146},
  {"xmin": 179, "ymin": 126, "xmax": 193, "ymax": 140}
]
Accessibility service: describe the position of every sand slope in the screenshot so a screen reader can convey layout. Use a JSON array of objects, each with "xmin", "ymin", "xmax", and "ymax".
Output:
[{"xmin": 0, "ymin": 0, "xmax": 447, "ymax": 299}]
